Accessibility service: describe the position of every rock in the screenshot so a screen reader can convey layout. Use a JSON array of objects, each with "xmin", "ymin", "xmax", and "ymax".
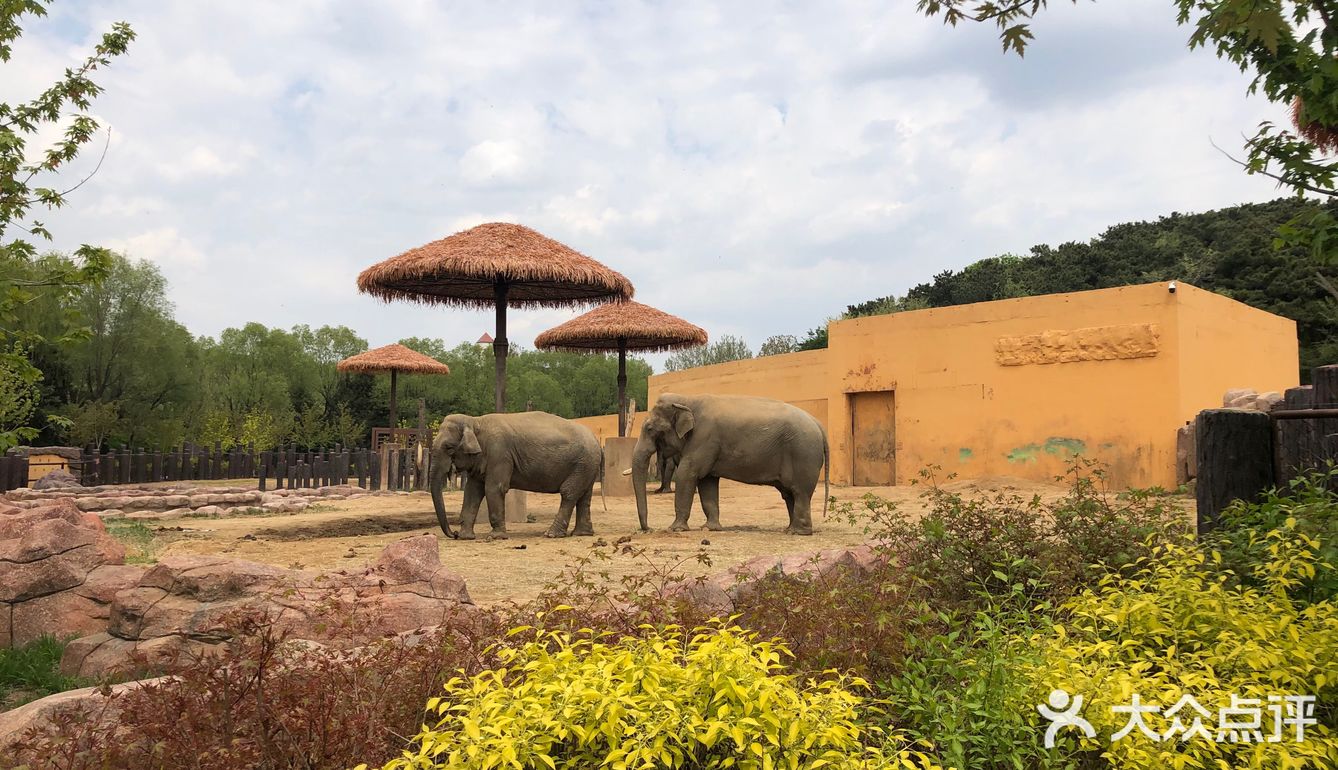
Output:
[
  {"xmin": 32, "ymin": 469, "xmax": 81, "ymax": 490},
  {"xmin": 1223, "ymin": 388, "xmax": 1256, "ymax": 407},
  {"xmin": 0, "ymin": 500, "xmax": 130, "ymax": 647},
  {"xmin": 190, "ymin": 505, "xmax": 224, "ymax": 516},
  {"xmin": 0, "ymin": 677, "xmax": 173, "ymax": 752},
  {"xmin": 61, "ymin": 540, "xmax": 473, "ymax": 678},
  {"xmin": 1257, "ymin": 391, "xmax": 1284, "ymax": 412},
  {"xmin": 1176, "ymin": 423, "xmax": 1197, "ymax": 485}
]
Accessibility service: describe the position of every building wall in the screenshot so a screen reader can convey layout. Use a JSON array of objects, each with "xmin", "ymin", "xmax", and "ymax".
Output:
[
  {"xmin": 583, "ymin": 282, "xmax": 1297, "ymax": 489},
  {"xmin": 648, "ymin": 348, "xmax": 830, "ymax": 431},
  {"xmin": 826, "ymin": 283, "xmax": 1186, "ymax": 488},
  {"xmin": 1174, "ymin": 283, "xmax": 1299, "ymax": 423},
  {"xmin": 571, "ymin": 411, "xmax": 647, "ymax": 443}
]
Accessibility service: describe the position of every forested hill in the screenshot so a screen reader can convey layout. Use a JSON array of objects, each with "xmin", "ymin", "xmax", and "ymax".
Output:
[{"xmin": 802, "ymin": 198, "xmax": 1338, "ymax": 377}]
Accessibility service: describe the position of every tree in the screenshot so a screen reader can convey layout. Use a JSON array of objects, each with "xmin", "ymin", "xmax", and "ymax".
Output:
[
  {"xmin": 664, "ymin": 335, "xmax": 754, "ymax": 371},
  {"xmin": 758, "ymin": 334, "xmax": 800, "ymax": 356},
  {"xmin": 917, "ymin": 1, "xmax": 1337, "ymax": 267},
  {"xmin": 0, "ymin": 1, "xmax": 133, "ymax": 448}
]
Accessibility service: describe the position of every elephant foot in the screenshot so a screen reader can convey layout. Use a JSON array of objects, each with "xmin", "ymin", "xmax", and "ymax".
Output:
[
  {"xmin": 488, "ymin": 529, "xmax": 509, "ymax": 541},
  {"xmin": 668, "ymin": 522, "xmax": 689, "ymax": 532},
  {"xmin": 458, "ymin": 530, "xmax": 477, "ymax": 541},
  {"xmin": 653, "ymin": 488, "xmax": 670, "ymax": 495},
  {"xmin": 786, "ymin": 526, "xmax": 814, "ymax": 536},
  {"xmin": 705, "ymin": 521, "xmax": 723, "ymax": 532},
  {"xmin": 544, "ymin": 527, "xmax": 568, "ymax": 539},
  {"xmin": 571, "ymin": 527, "xmax": 595, "ymax": 537}
]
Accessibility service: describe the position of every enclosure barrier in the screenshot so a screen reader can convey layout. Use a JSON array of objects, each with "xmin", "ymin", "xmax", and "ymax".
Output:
[{"xmin": 1196, "ymin": 364, "xmax": 1337, "ymax": 534}]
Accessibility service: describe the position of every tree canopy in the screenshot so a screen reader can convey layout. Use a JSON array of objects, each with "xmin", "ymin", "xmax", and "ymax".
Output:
[
  {"xmin": 800, "ymin": 198, "xmax": 1338, "ymax": 376},
  {"xmin": 0, "ymin": 1, "xmax": 134, "ymax": 449}
]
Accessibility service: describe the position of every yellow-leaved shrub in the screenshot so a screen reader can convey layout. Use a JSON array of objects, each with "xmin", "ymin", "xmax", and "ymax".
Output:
[
  {"xmin": 1034, "ymin": 521, "xmax": 1338, "ymax": 769},
  {"xmin": 359, "ymin": 623, "xmax": 942, "ymax": 770}
]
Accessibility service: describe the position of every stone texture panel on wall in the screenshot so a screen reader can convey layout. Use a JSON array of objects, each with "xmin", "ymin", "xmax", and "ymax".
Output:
[{"xmin": 995, "ymin": 323, "xmax": 1160, "ymax": 366}]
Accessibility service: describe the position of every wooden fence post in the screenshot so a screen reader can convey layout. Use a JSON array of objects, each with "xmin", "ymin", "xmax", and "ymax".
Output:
[{"xmin": 1196, "ymin": 409, "xmax": 1274, "ymax": 535}]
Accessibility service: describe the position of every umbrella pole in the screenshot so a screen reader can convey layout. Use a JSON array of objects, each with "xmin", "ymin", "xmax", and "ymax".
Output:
[
  {"xmin": 617, "ymin": 339, "xmax": 627, "ymax": 437},
  {"xmin": 494, "ymin": 282, "xmax": 509, "ymax": 413},
  {"xmin": 389, "ymin": 369, "xmax": 398, "ymax": 439}
]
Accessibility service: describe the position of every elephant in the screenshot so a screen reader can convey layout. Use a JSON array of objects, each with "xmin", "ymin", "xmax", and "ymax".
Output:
[
  {"xmin": 653, "ymin": 451, "xmax": 677, "ymax": 494},
  {"xmin": 631, "ymin": 393, "xmax": 829, "ymax": 534},
  {"xmin": 429, "ymin": 411, "xmax": 602, "ymax": 540}
]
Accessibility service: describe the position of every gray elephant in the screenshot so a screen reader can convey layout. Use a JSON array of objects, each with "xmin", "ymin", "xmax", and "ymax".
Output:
[
  {"xmin": 430, "ymin": 411, "xmax": 602, "ymax": 540},
  {"xmin": 631, "ymin": 393, "xmax": 828, "ymax": 534},
  {"xmin": 653, "ymin": 451, "xmax": 677, "ymax": 494}
]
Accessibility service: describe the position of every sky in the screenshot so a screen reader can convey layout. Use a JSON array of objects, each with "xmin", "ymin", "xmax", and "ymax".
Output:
[{"xmin": 7, "ymin": 0, "xmax": 1294, "ymax": 367}]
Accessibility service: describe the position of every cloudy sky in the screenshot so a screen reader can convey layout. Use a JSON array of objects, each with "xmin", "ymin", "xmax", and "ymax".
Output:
[{"xmin": 9, "ymin": 0, "xmax": 1291, "ymax": 364}]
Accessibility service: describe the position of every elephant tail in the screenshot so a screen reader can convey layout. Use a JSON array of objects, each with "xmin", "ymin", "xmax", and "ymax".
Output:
[
  {"xmin": 822, "ymin": 432, "xmax": 830, "ymax": 521},
  {"xmin": 599, "ymin": 445, "xmax": 608, "ymax": 512}
]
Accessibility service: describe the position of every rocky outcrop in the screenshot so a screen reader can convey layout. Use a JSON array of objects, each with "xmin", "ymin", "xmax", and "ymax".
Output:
[
  {"xmin": 1222, "ymin": 388, "xmax": 1284, "ymax": 413},
  {"xmin": 1, "ymin": 500, "xmax": 145, "ymax": 647},
  {"xmin": 31, "ymin": 469, "xmax": 81, "ymax": 490},
  {"xmin": 61, "ymin": 534, "xmax": 472, "ymax": 679},
  {"xmin": 0, "ymin": 677, "xmax": 172, "ymax": 751},
  {"xmin": 3, "ymin": 483, "xmax": 376, "ymax": 520}
]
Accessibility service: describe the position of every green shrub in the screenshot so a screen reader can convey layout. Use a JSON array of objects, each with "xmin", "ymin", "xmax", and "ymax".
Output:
[
  {"xmin": 879, "ymin": 581, "xmax": 1075, "ymax": 770},
  {"xmin": 1208, "ymin": 467, "xmax": 1338, "ymax": 606},
  {"xmin": 364, "ymin": 622, "xmax": 943, "ymax": 770},
  {"xmin": 834, "ymin": 460, "xmax": 1190, "ymax": 607},
  {"xmin": 1034, "ymin": 533, "xmax": 1338, "ymax": 768}
]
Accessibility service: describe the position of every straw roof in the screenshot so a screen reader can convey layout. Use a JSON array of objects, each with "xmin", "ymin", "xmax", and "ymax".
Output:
[
  {"xmin": 358, "ymin": 222, "xmax": 634, "ymax": 308},
  {"xmin": 534, "ymin": 301, "xmax": 708, "ymax": 353},
  {"xmin": 336, "ymin": 344, "xmax": 452, "ymax": 375}
]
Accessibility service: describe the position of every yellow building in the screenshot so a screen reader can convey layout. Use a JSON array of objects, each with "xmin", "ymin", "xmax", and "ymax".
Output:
[{"xmin": 578, "ymin": 282, "xmax": 1298, "ymax": 489}]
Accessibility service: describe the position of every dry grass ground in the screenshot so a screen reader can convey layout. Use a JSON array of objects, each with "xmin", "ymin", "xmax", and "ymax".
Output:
[{"xmin": 142, "ymin": 476, "xmax": 1085, "ymax": 605}]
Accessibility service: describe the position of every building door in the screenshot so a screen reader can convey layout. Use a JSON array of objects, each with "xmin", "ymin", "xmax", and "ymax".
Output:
[{"xmin": 851, "ymin": 391, "xmax": 896, "ymax": 486}]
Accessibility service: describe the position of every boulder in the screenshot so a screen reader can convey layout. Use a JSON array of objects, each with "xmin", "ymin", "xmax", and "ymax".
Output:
[
  {"xmin": 0, "ymin": 500, "xmax": 131, "ymax": 647},
  {"xmin": 32, "ymin": 469, "xmax": 81, "ymax": 490},
  {"xmin": 61, "ymin": 536, "xmax": 473, "ymax": 679}
]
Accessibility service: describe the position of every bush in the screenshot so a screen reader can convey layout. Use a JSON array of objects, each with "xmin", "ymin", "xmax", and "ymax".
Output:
[
  {"xmin": 6, "ymin": 608, "xmax": 505, "ymax": 770},
  {"xmin": 1034, "ymin": 536, "xmax": 1338, "ymax": 768},
  {"xmin": 1208, "ymin": 467, "xmax": 1338, "ymax": 606},
  {"xmin": 878, "ymin": 583, "xmax": 1073, "ymax": 770},
  {"xmin": 363, "ymin": 622, "xmax": 942, "ymax": 770},
  {"xmin": 835, "ymin": 460, "xmax": 1190, "ymax": 607}
]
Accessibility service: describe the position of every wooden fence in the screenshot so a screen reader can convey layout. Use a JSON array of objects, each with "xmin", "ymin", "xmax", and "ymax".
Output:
[
  {"xmin": 1196, "ymin": 364, "xmax": 1338, "ymax": 533},
  {"xmin": 0, "ymin": 444, "xmax": 431, "ymax": 494}
]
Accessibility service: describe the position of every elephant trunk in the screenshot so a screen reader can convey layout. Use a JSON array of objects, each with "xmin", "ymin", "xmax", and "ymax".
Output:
[
  {"xmin": 631, "ymin": 434, "xmax": 655, "ymax": 532},
  {"xmin": 429, "ymin": 452, "xmax": 456, "ymax": 538}
]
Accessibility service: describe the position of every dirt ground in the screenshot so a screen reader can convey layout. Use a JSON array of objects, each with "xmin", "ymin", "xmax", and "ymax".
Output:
[{"xmin": 150, "ymin": 476, "xmax": 1096, "ymax": 605}]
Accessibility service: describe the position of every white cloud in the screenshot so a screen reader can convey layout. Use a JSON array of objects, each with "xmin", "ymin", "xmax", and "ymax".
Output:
[{"xmin": 11, "ymin": 0, "xmax": 1290, "ymax": 355}]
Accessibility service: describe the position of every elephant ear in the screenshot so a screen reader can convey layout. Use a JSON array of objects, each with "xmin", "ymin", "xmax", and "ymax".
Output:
[
  {"xmin": 670, "ymin": 403, "xmax": 695, "ymax": 439},
  {"xmin": 459, "ymin": 425, "xmax": 482, "ymax": 455}
]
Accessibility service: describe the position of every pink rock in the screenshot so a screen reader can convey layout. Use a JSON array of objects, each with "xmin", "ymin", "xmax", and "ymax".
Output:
[
  {"xmin": 375, "ymin": 534, "xmax": 441, "ymax": 583},
  {"xmin": 11, "ymin": 591, "xmax": 106, "ymax": 643}
]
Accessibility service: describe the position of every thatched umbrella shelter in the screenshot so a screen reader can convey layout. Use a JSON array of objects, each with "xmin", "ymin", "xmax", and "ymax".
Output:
[
  {"xmin": 535, "ymin": 301, "xmax": 707, "ymax": 436},
  {"xmin": 358, "ymin": 223, "xmax": 633, "ymax": 413},
  {"xmin": 337, "ymin": 343, "xmax": 451, "ymax": 437}
]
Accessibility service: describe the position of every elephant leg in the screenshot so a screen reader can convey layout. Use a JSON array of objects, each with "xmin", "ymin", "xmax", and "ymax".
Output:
[
  {"xmin": 788, "ymin": 485, "xmax": 814, "ymax": 536},
  {"xmin": 654, "ymin": 456, "xmax": 674, "ymax": 494},
  {"xmin": 573, "ymin": 491, "xmax": 594, "ymax": 536},
  {"xmin": 697, "ymin": 476, "xmax": 722, "ymax": 531},
  {"xmin": 459, "ymin": 477, "xmax": 485, "ymax": 540},
  {"xmin": 778, "ymin": 486, "xmax": 796, "ymax": 533},
  {"xmin": 483, "ymin": 471, "xmax": 511, "ymax": 538},
  {"xmin": 545, "ymin": 495, "xmax": 576, "ymax": 538},
  {"xmin": 670, "ymin": 467, "xmax": 697, "ymax": 532}
]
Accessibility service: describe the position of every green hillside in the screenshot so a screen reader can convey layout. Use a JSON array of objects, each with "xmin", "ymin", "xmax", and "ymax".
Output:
[{"xmin": 801, "ymin": 198, "xmax": 1338, "ymax": 379}]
